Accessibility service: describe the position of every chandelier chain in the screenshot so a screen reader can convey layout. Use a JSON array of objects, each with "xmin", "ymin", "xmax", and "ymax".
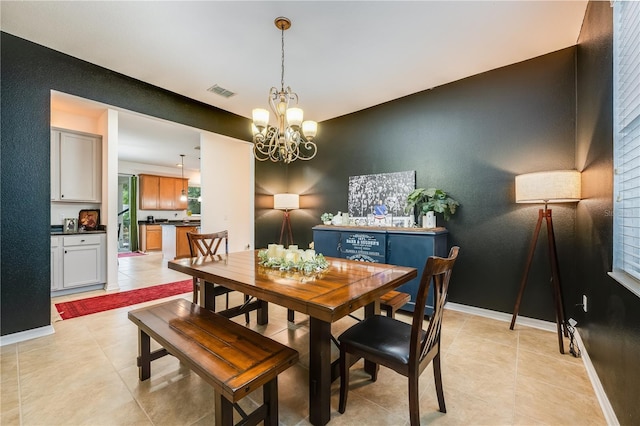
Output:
[{"xmin": 280, "ymin": 23, "xmax": 285, "ymax": 91}]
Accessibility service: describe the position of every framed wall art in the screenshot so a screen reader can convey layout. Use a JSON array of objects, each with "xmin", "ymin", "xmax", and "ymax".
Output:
[{"xmin": 348, "ymin": 170, "xmax": 416, "ymax": 226}]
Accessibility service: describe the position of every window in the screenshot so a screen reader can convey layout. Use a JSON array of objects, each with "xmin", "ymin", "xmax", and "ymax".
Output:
[
  {"xmin": 187, "ymin": 186, "xmax": 201, "ymax": 215},
  {"xmin": 612, "ymin": 0, "xmax": 640, "ymax": 296}
]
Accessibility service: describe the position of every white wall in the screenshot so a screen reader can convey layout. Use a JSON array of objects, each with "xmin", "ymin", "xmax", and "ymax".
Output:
[
  {"xmin": 200, "ymin": 133, "xmax": 254, "ymax": 253},
  {"xmin": 51, "ymin": 109, "xmax": 101, "ymax": 135},
  {"xmin": 102, "ymin": 109, "xmax": 119, "ymax": 291}
]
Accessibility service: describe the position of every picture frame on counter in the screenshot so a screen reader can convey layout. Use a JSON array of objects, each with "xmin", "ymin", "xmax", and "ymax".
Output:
[
  {"xmin": 63, "ymin": 217, "xmax": 78, "ymax": 233},
  {"xmin": 79, "ymin": 209, "xmax": 100, "ymax": 231}
]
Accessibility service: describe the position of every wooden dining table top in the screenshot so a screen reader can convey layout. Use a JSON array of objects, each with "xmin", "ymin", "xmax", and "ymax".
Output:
[{"xmin": 167, "ymin": 249, "xmax": 417, "ymax": 323}]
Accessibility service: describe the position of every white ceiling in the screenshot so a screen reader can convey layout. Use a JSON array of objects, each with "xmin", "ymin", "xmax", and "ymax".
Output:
[{"xmin": 2, "ymin": 0, "xmax": 588, "ymax": 170}]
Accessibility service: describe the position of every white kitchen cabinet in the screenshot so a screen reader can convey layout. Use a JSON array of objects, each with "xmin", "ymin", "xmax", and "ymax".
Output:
[
  {"xmin": 60, "ymin": 234, "xmax": 106, "ymax": 289},
  {"xmin": 50, "ymin": 130, "xmax": 60, "ymax": 201},
  {"xmin": 51, "ymin": 128, "xmax": 102, "ymax": 202},
  {"xmin": 50, "ymin": 236, "xmax": 62, "ymax": 291}
]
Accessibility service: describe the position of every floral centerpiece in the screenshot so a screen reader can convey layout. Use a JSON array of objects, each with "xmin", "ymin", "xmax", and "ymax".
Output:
[{"xmin": 258, "ymin": 244, "xmax": 329, "ymax": 274}]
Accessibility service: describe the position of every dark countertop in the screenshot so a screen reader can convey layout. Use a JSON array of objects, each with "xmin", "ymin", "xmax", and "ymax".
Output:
[
  {"xmin": 51, "ymin": 229, "xmax": 106, "ymax": 236},
  {"xmin": 138, "ymin": 220, "xmax": 200, "ymax": 226}
]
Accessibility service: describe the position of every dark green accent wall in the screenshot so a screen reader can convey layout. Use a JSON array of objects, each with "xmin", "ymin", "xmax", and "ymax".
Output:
[
  {"xmin": 575, "ymin": 2, "xmax": 640, "ymax": 422},
  {"xmin": 0, "ymin": 32, "xmax": 251, "ymax": 335},
  {"xmin": 258, "ymin": 47, "xmax": 580, "ymax": 322}
]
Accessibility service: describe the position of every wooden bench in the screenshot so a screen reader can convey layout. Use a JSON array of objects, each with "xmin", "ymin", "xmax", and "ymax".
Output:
[
  {"xmin": 379, "ymin": 290, "xmax": 411, "ymax": 318},
  {"xmin": 128, "ymin": 298, "xmax": 299, "ymax": 426}
]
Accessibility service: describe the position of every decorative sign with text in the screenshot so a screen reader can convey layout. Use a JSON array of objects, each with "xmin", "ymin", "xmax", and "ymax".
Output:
[{"xmin": 341, "ymin": 233, "xmax": 385, "ymax": 263}]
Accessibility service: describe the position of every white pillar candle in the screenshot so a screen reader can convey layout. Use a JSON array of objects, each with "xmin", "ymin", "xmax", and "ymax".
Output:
[
  {"xmin": 275, "ymin": 245, "xmax": 285, "ymax": 260},
  {"xmin": 289, "ymin": 245, "xmax": 298, "ymax": 251},
  {"xmin": 304, "ymin": 249, "xmax": 315, "ymax": 261},
  {"xmin": 285, "ymin": 251, "xmax": 297, "ymax": 263},
  {"xmin": 267, "ymin": 244, "xmax": 277, "ymax": 259}
]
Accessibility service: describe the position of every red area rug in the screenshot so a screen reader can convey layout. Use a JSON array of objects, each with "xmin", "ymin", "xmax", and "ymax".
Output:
[
  {"xmin": 118, "ymin": 251, "xmax": 147, "ymax": 258},
  {"xmin": 55, "ymin": 279, "xmax": 193, "ymax": 319}
]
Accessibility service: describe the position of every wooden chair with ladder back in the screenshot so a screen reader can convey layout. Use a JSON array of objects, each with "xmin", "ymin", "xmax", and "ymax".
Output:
[
  {"xmin": 186, "ymin": 230, "xmax": 250, "ymax": 324},
  {"xmin": 338, "ymin": 246, "xmax": 460, "ymax": 426}
]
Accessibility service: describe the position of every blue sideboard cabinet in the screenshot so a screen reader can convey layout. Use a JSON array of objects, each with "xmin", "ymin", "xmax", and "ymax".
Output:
[{"xmin": 312, "ymin": 225, "xmax": 448, "ymax": 315}]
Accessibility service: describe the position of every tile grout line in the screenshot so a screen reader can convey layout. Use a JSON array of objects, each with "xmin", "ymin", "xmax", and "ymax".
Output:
[{"xmin": 15, "ymin": 344, "xmax": 24, "ymax": 426}]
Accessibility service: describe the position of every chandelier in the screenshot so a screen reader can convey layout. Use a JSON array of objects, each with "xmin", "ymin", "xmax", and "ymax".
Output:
[{"xmin": 252, "ymin": 17, "xmax": 318, "ymax": 164}]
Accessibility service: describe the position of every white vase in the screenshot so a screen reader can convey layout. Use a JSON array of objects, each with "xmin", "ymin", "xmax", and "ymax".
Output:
[{"xmin": 423, "ymin": 211, "xmax": 436, "ymax": 228}]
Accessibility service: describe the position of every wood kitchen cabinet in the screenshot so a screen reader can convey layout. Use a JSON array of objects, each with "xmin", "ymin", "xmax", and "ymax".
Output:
[
  {"xmin": 175, "ymin": 225, "xmax": 198, "ymax": 258},
  {"xmin": 139, "ymin": 224, "xmax": 162, "ymax": 252},
  {"xmin": 161, "ymin": 224, "xmax": 199, "ymax": 259},
  {"xmin": 175, "ymin": 179, "xmax": 189, "ymax": 210},
  {"xmin": 51, "ymin": 128, "xmax": 102, "ymax": 202},
  {"xmin": 139, "ymin": 174, "xmax": 188, "ymax": 210},
  {"xmin": 146, "ymin": 225, "xmax": 163, "ymax": 251},
  {"xmin": 139, "ymin": 175, "xmax": 160, "ymax": 210}
]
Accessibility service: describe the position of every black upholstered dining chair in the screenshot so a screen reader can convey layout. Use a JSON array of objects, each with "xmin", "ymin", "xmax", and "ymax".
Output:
[
  {"xmin": 186, "ymin": 230, "xmax": 250, "ymax": 323},
  {"xmin": 338, "ymin": 246, "xmax": 460, "ymax": 426}
]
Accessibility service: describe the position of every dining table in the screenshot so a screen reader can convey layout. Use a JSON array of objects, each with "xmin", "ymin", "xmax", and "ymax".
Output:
[{"xmin": 168, "ymin": 249, "xmax": 417, "ymax": 426}]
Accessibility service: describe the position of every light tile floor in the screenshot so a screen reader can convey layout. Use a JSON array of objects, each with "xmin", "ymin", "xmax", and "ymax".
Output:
[{"xmin": 1, "ymin": 252, "xmax": 606, "ymax": 425}]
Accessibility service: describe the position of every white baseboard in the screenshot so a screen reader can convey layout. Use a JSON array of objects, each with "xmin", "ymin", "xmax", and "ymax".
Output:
[
  {"xmin": 445, "ymin": 302, "xmax": 557, "ymax": 331},
  {"xmin": 0, "ymin": 325, "xmax": 55, "ymax": 346},
  {"xmin": 104, "ymin": 280, "xmax": 120, "ymax": 291},
  {"xmin": 445, "ymin": 302, "xmax": 618, "ymax": 426},
  {"xmin": 573, "ymin": 330, "xmax": 620, "ymax": 426}
]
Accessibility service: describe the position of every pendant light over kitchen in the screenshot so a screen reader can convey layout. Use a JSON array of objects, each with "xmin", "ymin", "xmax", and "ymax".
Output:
[{"xmin": 179, "ymin": 154, "xmax": 187, "ymax": 202}]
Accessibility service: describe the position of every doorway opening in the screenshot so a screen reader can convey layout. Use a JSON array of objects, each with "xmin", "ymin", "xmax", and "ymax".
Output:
[{"xmin": 118, "ymin": 175, "xmax": 131, "ymax": 252}]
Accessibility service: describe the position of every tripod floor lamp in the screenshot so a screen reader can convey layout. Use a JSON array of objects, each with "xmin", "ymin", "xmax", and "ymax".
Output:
[
  {"xmin": 274, "ymin": 193, "xmax": 299, "ymax": 247},
  {"xmin": 510, "ymin": 170, "xmax": 581, "ymax": 354}
]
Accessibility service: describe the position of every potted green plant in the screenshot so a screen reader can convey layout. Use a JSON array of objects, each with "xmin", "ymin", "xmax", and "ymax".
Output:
[
  {"xmin": 405, "ymin": 188, "xmax": 459, "ymax": 228},
  {"xmin": 320, "ymin": 212, "xmax": 334, "ymax": 225}
]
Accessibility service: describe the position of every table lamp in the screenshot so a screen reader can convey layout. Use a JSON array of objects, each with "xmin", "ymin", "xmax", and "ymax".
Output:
[
  {"xmin": 510, "ymin": 170, "xmax": 581, "ymax": 354},
  {"xmin": 274, "ymin": 193, "xmax": 299, "ymax": 246}
]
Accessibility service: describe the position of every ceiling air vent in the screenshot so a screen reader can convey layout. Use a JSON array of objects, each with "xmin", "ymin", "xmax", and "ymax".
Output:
[{"xmin": 207, "ymin": 85, "xmax": 236, "ymax": 98}]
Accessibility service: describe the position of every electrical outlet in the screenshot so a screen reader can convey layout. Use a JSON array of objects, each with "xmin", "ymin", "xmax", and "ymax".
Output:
[{"xmin": 582, "ymin": 295, "xmax": 588, "ymax": 312}]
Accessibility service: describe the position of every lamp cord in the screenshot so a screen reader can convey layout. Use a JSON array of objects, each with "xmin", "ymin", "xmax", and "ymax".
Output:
[{"xmin": 565, "ymin": 320, "xmax": 581, "ymax": 358}]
